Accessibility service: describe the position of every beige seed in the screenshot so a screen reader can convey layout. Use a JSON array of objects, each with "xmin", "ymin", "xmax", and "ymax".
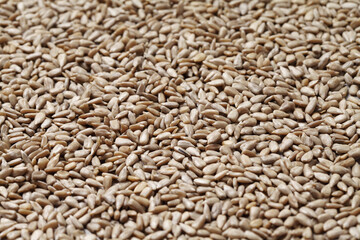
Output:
[
  {"xmin": 193, "ymin": 53, "xmax": 206, "ymax": 62},
  {"xmin": 314, "ymin": 172, "xmax": 330, "ymax": 183},
  {"xmin": 349, "ymin": 148, "xmax": 360, "ymax": 159},
  {"xmin": 207, "ymin": 130, "xmax": 221, "ymax": 144},
  {"xmin": 301, "ymin": 151, "xmax": 313, "ymax": 163},
  {"xmin": 34, "ymin": 112, "xmax": 46, "ymax": 125}
]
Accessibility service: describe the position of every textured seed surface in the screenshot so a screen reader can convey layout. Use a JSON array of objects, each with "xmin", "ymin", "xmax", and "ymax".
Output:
[{"xmin": 1, "ymin": 0, "xmax": 360, "ymax": 239}]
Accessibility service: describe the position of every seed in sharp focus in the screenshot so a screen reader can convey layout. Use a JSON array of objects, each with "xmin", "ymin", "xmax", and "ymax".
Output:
[
  {"xmin": 207, "ymin": 130, "xmax": 221, "ymax": 144},
  {"xmin": 34, "ymin": 112, "xmax": 46, "ymax": 125},
  {"xmin": 193, "ymin": 53, "xmax": 206, "ymax": 62}
]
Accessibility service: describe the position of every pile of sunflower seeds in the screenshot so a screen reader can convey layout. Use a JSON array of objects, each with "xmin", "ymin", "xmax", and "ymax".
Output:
[{"xmin": 1, "ymin": 0, "xmax": 360, "ymax": 239}]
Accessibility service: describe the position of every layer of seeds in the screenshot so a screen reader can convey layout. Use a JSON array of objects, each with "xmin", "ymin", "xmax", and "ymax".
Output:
[{"xmin": 1, "ymin": 0, "xmax": 360, "ymax": 239}]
